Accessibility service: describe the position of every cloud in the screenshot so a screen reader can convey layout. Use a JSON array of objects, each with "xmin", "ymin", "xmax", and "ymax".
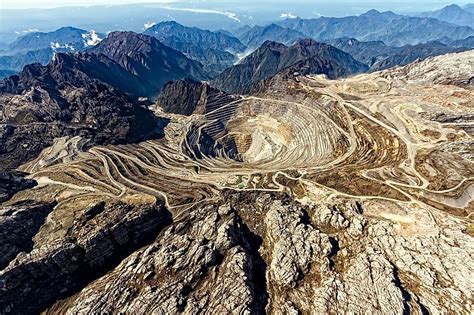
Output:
[
  {"xmin": 161, "ymin": 6, "xmax": 241, "ymax": 23},
  {"xmin": 280, "ymin": 12, "xmax": 298, "ymax": 19},
  {"xmin": 144, "ymin": 21, "xmax": 156, "ymax": 29},
  {"xmin": 82, "ymin": 30, "xmax": 102, "ymax": 47},
  {"xmin": 14, "ymin": 28, "xmax": 39, "ymax": 35}
]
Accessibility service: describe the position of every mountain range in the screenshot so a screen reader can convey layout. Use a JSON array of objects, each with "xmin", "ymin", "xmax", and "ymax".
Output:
[
  {"xmin": 212, "ymin": 39, "xmax": 368, "ymax": 94},
  {"xmin": 232, "ymin": 24, "xmax": 306, "ymax": 49},
  {"xmin": 2, "ymin": 8, "xmax": 474, "ymax": 80},
  {"xmin": 274, "ymin": 9, "xmax": 474, "ymax": 46},
  {"xmin": 0, "ymin": 51, "xmax": 165, "ymax": 170},
  {"xmin": 0, "ymin": 31, "xmax": 215, "ymax": 170},
  {"xmin": 0, "ymin": 27, "xmax": 103, "ymax": 78},
  {"xmin": 89, "ymin": 31, "xmax": 209, "ymax": 99},
  {"xmin": 328, "ymin": 37, "xmax": 471, "ymax": 71},
  {"xmin": 143, "ymin": 21, "xmax": 246, "ymax": 75},
  {"xmin": 419, "ymin": 4, "xmax": 474, "ymax": 28}
]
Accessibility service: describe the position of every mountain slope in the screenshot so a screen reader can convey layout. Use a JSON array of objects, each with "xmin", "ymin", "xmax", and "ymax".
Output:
[
  {"xmin": 90, "ymin": 31, "xmax": 210, "ymax": 99},
  {"xmin": 0, "ymin": 48, "xmax": 53, "ymax": 74},
  {"xmin": 329, "ymin": 37, "xmax": 470, "ymax": 71},
  {"xmin": 211, "ymin": 39, "xmax": 367, "ymax": 94},
  {"xmin": 450, "ymin": 36, "xmax": 474, "ymax": 48},
  {"xmin": 0, "ymin": 52, "xmax": 166, "ymax": 170},
  {"xmin": 0, "ymin": 27, "xmax": 103, "ymax": 78},
  {"xmin": 235, "ymin": 24, "xmax": 306, "ymax": 49},
  {"xmin": 143, "ymin": 21, "xmax": 245, "ymax": 52},
  {"xmin": 156, "ymin": 78, "xmax": 240, "ymax": 116},
  {"xmin": 143, "ymin": 21, "xmax": 245, "ymax": 75},
  {"xmin": 6, "ymin": 27, "xmax": 102, "ymax": 54},
  {"xmin": 276, "ymin": 10, "xmax": 474, "ymax": 46},
  {"xmin": 419, "ymin": 4, "xmax": 474, "ymax": 28}
]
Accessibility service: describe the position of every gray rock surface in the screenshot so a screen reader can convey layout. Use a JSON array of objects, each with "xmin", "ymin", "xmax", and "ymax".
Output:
[{"xmin": 0, "ymin": 200, "xmax": 170, "ymax": 314}]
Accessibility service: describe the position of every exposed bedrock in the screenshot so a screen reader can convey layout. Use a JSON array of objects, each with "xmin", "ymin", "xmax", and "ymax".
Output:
[
  {"xmin": 8, "ymin": 191, "xmax": 466, "ymax": 314},
  {"xmin": 0, "ymin": 200, "xmax": 55, "ymax": 270},
  {"xmin": 0, "ymin": 171, "xmax": 37, "ymax": 203},
  {"xmin": 47, "ymin": 197, "xmax": 268, "ymax": 314},
  {"xmin": 156, "ymin": 79, "xmax": 240, "ymax": 116},
  {"xmin": 0, "ymin": 200, "xmax": 171, "ymax": 314}
]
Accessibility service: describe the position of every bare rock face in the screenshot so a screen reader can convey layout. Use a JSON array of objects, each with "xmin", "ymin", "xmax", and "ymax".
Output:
[
  {"xmin": 264, "ymin": 201, "xmax": 332, "ymax": 288},
  {"xmin": 0, "ymin": 200, "xmax": 170, "ymax": 314},
  {"xmin": 0, "ymin": 53, "xmax": 168, "ymax": 170},
  {"xmin": 156, "ymin": 79, "xmax": 239, "ymax": 116},
  {"xmin": 385, "ymin": 49, "xmax": 474, "ymax": 88},
  {"xmin": 0, "ymin": 191, "xmax": 457, "ymax": 314},
  {"xmin": 0, "ymin": 172, "xmax": 36, "ymax": 202},
  {"xmin": 47, "ymin": 201, "xmax": 267, "ymax": 314},
  {"xmin": 0, "ymin": 200, "xmax": 55, "ymax": 269}
]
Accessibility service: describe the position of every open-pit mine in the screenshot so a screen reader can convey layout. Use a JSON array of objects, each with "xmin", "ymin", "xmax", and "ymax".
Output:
[{"xmin": 1, "ymin": 51, "xmax": 473, "ymax": 314}]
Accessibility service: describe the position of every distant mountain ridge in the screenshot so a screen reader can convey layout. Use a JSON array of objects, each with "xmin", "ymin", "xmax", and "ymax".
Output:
[
  {"xmin": 328, "ymin": 37, "xmax": 472, "ymax": 71},
  {"xmin": 211, "ymin": 39, "xmax": 368, "ymax": 94},
  {"xmin": 232, "ymin": 24, "xmax": 306, "ymax": 49},
  {"xmin": 274, "ymin": 9, "xmax": 474, "ymax": 46},
  {"xmin": 5, "ymin": 27, "xmax": 103, "ymax": 54},
  {"xmin": 143, "ymin": 21, "xmax": 245, "ymax": 75},
  {"xmin": 419, "ymin": 4, "xmax": 474, "ymax": 28},
  {"xmin": 0, "ymin": 27, "xmax": 104, "ymax": 79}
]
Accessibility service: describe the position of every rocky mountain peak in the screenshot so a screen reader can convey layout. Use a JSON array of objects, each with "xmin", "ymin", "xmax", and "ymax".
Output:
[{"xmin": 211, "ymin": 39, "xmax": 367, "ymax": 94}]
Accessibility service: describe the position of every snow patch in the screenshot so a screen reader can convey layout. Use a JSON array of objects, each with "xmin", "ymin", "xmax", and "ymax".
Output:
[{"xmin": 82, "ymin": 30, "xmax": 102, "ymax": 47}]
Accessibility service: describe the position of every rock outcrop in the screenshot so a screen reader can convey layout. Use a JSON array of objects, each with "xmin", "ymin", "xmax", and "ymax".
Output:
[
  {"xmin": 0, "ymin": 52, "xmax": 168, "ymax": 170},
  {"xmin": 0, "ymin": 171, "xmax": 36, "ymax": 202},
  {"xmin": 0, "ymin": 200, "xmax": 55, "ymax": 269},
  {"xmin": 156, "ymin": 78, "xmax": 240, "ymax": 116},
  {"xmin": 0, "ymin": 200, "xmax": 171, "ymax": 314},
  {"xmin": 23, "ymin": 192, "xmax": 471, "ymax": 314}
]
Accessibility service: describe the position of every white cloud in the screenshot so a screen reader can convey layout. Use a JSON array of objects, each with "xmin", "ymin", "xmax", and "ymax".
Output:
[
  {"xmin": 160, "ymin": 6, "xmax": 241, "ymax": 23},
  {"xmin": 82, "ymin": 30, "xmax": 102, "ymax": 47},
  {"xmin": 50, "ymin": 42, "xmax": 76, "ymax": 51},
  {"xmin": 14, "ymin": 28, "xmax": 40, "ymax": 35},
  {"xmin": 144, "ymin": 21, "xmax": 156, "ymax": 29},
  {"xmin": 280, "ymin": 12, "xmax": 298, "ymax": 19},
  {"xmin": 3, "ymin": 0, "xmax": 179, "ymax": 9}
]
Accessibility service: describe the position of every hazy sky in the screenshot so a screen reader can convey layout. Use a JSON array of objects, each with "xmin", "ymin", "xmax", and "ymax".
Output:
[{"xmin": 1, "ymin": 0, "xmax": 472, "ymax": 10}]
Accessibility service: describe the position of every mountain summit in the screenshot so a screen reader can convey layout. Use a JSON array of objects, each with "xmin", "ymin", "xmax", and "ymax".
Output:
[
  {"xmin": 211, "ymin": 39, "xmax": 367, "ymax": 94},
  {"xmin": 90, "ymin": 31, "xmax": 209, "ymax": 99},
  {"xmin": 419, "ymin": 4, "xmax": 474, "ymax": 28},
  {"xmin": 143, "ymin": 21, "xmax": 245, "ymax": 75}
]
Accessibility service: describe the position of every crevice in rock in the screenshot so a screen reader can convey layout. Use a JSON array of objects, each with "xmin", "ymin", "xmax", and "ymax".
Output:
[
  {"xmin": 327, "ymin": 237, "xmax": 340, "ymax": 270},
  {"xmin": 230, "ymin": 206, "xmax": 269, "ymax": 314},
  {"xmin": 391, "ymin": 263, "xmax": 415, "ymax": 315}
]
